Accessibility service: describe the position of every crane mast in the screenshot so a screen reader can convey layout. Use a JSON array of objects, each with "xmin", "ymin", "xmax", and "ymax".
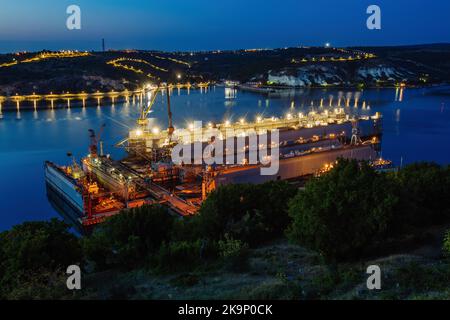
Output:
[
  {"xmin": 166, "ymin": 86, "xmax": 175, "ymax": 142},
  {"xmin": 88, "ymin": 124, "xmax": 105, "ymax": 157}
]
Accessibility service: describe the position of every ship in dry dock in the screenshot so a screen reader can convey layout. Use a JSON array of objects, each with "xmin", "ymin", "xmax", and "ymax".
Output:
[{"xmin": 45, "ymin": 86, "xmax": 391, "ymax": 232}]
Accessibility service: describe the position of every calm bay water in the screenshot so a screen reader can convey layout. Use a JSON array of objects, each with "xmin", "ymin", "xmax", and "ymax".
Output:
[{"xmin": 1, "ymin": 86, "xmax": 450, "ymax": 230}]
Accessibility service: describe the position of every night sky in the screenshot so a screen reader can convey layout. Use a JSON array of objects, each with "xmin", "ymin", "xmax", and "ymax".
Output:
[{"xmin": 0, "ymin": 0, "xmax": 449, "ymax": 52}]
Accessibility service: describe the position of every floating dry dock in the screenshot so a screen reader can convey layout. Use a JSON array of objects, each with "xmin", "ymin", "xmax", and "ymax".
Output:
[{"xmin": 45, "ymin": 106, "xmax": 387, "ymax": 231}]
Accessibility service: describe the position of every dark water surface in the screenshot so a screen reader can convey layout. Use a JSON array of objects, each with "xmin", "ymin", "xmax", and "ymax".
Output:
[{"xmin": 1, "ymin": 86, "xmax": 450, "ymax": 230}]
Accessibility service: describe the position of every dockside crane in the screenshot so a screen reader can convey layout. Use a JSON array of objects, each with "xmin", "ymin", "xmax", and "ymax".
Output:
[
  {"xmin": 166, "ymin": 86, "xmax": 175, "ymax": 142},
  {"xmin": 89, "ymin": 124, "xmax": 106, "ymax": 156},
  {"xmin": 137, "ymin": 85, "xmax": 175, "ymax": 142},
  {"xmin": 116, "ymin": 84, "xmax": 177, "ymax": 162},
  {"xmin": 137, "ymin": 88, "xmax": 160, "ymax": 129}
]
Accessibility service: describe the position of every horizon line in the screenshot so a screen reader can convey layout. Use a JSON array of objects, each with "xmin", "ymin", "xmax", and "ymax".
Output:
[{"xmin": 1, "ymin": 42, "xmax": 450, "ymax": 55}]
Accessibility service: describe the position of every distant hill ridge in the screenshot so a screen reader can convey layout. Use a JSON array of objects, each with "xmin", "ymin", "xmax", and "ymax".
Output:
[{"xmin": 1, "ymin": 44, "xmax": 449, "ymax": 95}]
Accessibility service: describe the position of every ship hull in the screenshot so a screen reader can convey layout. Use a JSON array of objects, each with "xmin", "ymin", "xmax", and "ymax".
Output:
[
  {"xmin": 213, "ymin": 144, "xmax": 378, "ymax": 186},
  {"xmin": 44, "ymin": 161, "xmax": 85, "ymax": 232},
  {"xmin": 44, "ymin": 161, "xmax": 84, "ymax": 213}
]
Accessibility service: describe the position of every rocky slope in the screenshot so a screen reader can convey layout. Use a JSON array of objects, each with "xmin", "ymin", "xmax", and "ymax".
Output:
[{"xmin": 267, "ymin": 62, "xmax": 417, "ymax": 87}]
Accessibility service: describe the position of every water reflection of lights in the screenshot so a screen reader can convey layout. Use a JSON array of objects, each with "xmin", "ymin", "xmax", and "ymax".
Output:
[
  {"xmin": 346, "ymin": 92, "xmax": 352, "ymax": 107},
  {"xmin": 224, "ymin": 100, "xmax": 236, "ymax": 107},
  {"xmin": 395, "ymin": 87, "xmax": 405, "ymax": 102},
  {"xmin": 225, "ymin": 87, "xmax": 237, "ymax": 99}
]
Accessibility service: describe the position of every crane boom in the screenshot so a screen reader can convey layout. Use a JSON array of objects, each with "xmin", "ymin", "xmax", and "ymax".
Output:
[{"xmin": 137, "ymin": 88, "xmax": 160, "ymax": 127}]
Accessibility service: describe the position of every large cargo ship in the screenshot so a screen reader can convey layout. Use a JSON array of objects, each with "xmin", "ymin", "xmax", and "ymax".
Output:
[{"xmin": 45, "ymin": 87, "xmax": 390, "ymax": 231}]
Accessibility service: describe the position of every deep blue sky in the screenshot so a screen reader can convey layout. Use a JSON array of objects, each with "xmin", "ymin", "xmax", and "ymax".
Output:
[{"xmin": 0, "ymin": 0, "xmax": 449, "ymax": 52}]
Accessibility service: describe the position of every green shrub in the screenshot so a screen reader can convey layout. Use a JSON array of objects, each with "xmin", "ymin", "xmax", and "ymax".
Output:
[
  {"xmin": 156, "ymin": 241, "xmax": 203, "ymax": 272},
  {"xmin": 444, "ymin": 230, "xmax": 450, "ymax": 257},
  {"xmin": 218, "ymin": 234, "xmax": 249, "ymax": 272},
  {"xmin": 287, "ymin": 159, "xmax": 399, "ymax": 262},
  {"xmin": 3, "ymin": 269, "xmax": 74, "ymax": 300},
  {"xmin": 191, "ymin": 181, "xmax": 297, "ymax": 246},
  {"xmin": 395, "ymin": 163, "xmax": 450, "ymax": 227},
  {"xmin": 82, "ymin": 205, "xmax": 174, "ymax": 270},
  {"xmin": 218, "ymin": 234, "xmax": 248, "ymax": 258},
  {"xmin": 393, "ymin": 262, "xmax": 450, "ymax": 292},
  {"xmin": 307, "ymin": 270, "xmax": 338, "ymax": 299},
  {"xmin": 0, "ymin": 219, "xmax": 81, "ymax": 299}
]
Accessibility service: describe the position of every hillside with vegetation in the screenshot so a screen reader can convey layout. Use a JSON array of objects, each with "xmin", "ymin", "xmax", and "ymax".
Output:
[
  {"xmin": 1, "ymin": 160, "xmax": 450, "ymax": 300},
  {"xmin": 1, "ymin": 44, "xmax": 450, "ymax": 95}
]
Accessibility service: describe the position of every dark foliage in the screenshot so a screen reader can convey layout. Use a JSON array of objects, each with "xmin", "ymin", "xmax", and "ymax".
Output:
[
  {"xmin": 190, "ymin": 181, "xmax": 297, "ymax": 246},
  {"xmin": 287, "ymin": 159, "xmax": 399, "ymax": 262},
  {"xmin": 0, "ymin": 219, "xmax": 81, "ymax": 299},
  {"xmin": 82, "ymin": 205, "xmax": 175, "ymax": 270},
  {"xmin": 395, "ymin": 162, "xmax": 450, "ymax": 228}
]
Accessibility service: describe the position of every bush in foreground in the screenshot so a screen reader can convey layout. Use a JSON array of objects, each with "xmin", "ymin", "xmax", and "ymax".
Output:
[
  {"xmin": 155, "ymin": 240, "xmax": 204, "ymax": 273},
  {"xmin": 395, "ymin": 162, "xmax": 450, "ymax": 228},
  {"xmin": 444, "ymin": 230, "xmax": 450, "ymax": 257},
  {"xmin": 0, "ymin": 219, "xmax": 81, "ymax": 299},
  {"xmin": 287, "ymin": 159, "xmax": 399, "ymax": 263},
  {"xmin": 82, "ymin": 205, "xmax": 175, "ymax": 270},
  {"xmin": 190, "ymin": 181, "xmax": 297, "ymax": 246},
  {"xmin": 218, "ymin": 234, "xmax": 250, "ymax": 272}
]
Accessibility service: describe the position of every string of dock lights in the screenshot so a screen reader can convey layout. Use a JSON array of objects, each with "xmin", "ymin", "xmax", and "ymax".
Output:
[{"xmin": 181, "ymin": 108, "xmax": 350, "ymax": 131}]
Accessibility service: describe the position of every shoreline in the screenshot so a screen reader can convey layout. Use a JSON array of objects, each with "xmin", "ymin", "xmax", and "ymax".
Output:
[
  {"xmin": 1, "ymin": 83, "xmax": 448, "ymax": 113},
  {"xmin": 240, "ymin": 82, "xmax": 448, "ymax": 91}
]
